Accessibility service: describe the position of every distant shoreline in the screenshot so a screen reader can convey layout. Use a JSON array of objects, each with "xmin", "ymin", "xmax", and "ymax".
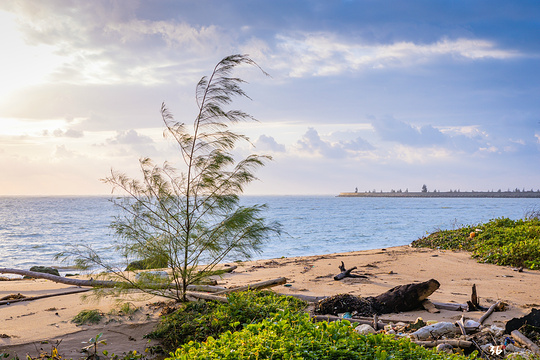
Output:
[{"xmin": 338, "ymin": 191, "xmax": 540, "ymax": 198}]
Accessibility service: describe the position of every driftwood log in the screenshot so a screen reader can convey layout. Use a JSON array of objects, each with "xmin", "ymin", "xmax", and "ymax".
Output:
[
  {"xmin": 511, "ymin": 329, "xmax": 540, "ymax": 355},
  {"xmin": 0, "ymin": 288, "xmax": 92, "ymax": 306},
  {"xmin": 467, "ymin": 284, "xmax": 488, "ymax": 311},
  {"xmin": 214, "ymin": 277, "xmax": 287, "ymax": 294},
  {"xmin": 0, "ymin": 268, "xmax": 117, "ymax": 287},
  {"xmin": 413, "ymin": 339, "xmax": 472, "ymax": 349},
  {"xmin": 421, "ymin": 299, "xmax": 440, "ymax": 313},
  {"xmin": 334, "ymin": 261, "xmax": 368, "ymax": 281},
  {"xmin": 315, "ymin": 279, "xmax": 440, "ymax": 316}
]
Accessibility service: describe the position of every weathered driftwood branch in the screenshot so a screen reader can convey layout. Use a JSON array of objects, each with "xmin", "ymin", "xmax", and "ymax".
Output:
[
  {"xmin": 456, "ymin": 315, "xmax": 467, "ymax": 336},
  {"xmin": 214, "ymin": 277, "xmax": 287, "ymax": 295},
  {"xmin": 479, "ymin": 300, "xmax": 501, "ymax": 324},
  {"xmin": 312, "ymin": 314, "xmax": 388, "ymax": 327},
  {"xmin": 0, "ymin": 288, "xmax": 92, "ymax": 306},
  {"xmin": 0, "ymin": 268, "xmax": 117, "ymax": 287},
  {"xmin": 186, "ymin": 284, "xmax": 227, "ymax": 293},
  {"xmin": 185, "ymin": 291, "xmax": 228, "ymax": 303},
  {"xmin": 422, "ymin": 299, "xmax": 440, "ymax": 313},
  {"xmin": 413, "ymin": 340, "xmax": 472, "ymax": 349},
  {"xmin": 511, "ymin": 330, "xmax": 540, "ymax": 355},
  {"xmin": 277, "ymin": 293, "xmax": 327, "ymax": 303},
  {"xmin": 0, "ymin": 268, "xmax": 236, "ymax": 292},
  {"xmin": 467, "ymin": 284, "xmax": 488, "ymax": 311},
  {"xmin": 334, "ymin": 261, "xmax": 367, "ymax": 281},
  {"xmin": 431, "ymin": 301, "xmax": 467, "ymax": 311}
]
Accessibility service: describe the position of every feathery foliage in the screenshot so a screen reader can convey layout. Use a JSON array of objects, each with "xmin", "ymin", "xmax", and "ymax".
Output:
[{"xmin": 58, "ymin": 55, "xmax": 279, "ymax": 301}]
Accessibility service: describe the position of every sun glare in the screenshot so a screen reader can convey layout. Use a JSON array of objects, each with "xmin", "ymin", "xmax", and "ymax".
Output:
[{"xmin": 0, "ymin": 10, "xmax": 63, "ymax": 98}]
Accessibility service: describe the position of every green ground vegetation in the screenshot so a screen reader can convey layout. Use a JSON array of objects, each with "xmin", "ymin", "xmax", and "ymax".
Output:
[
  {"xmin": 147, "ymin": 290, "xmax": 307, "ymax": 352},
  {"xmin": 411, "ymin": 216, "xmax": 540, "ymax": 270},
  {"xmin": 71, "ymin": 309, "xmax": 103, "ymax": 325},
  {"xmin": 168, "ymin": 310, "xmax": 475, "ymax": 360},
  {"xmin": 151, "ymin": 291, "xmax": 491, "ymax": 360}
]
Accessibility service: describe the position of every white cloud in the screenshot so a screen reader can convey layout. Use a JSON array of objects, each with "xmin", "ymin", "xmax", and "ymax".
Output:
[
  {"xmin": 106, "ymin": 129, "xmax": 154, "ymax": 145},
  {"xmin": 53, "ymin": 128, "xmax": 84, "ymax": 138},
  {"xmin": 53, "ymin": 144, "xmax": 75, "ymax": 158},
  {"xmin": 273, "ymin": 33, "xmax": 523, "ymax": 77},
  {"xmin": 255, "ymin": 135, "xmax": 286, "ymax": 152},
  {"xmin": 296, "ymin": 127, "xmax": 373, "ymax": 158}
]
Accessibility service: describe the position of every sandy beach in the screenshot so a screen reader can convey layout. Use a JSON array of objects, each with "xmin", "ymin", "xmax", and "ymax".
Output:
[{"xmin": 1, "ymin": 245, "xmax": 539, "ymax": 358}]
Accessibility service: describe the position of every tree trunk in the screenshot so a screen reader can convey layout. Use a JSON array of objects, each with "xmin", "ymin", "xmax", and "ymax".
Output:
[
  {"xmin": 0, "ymin": 268, "xmax": 117, "ymax": 287},
  {"xmin": 373, "ymin": 279, "xmax": 440, "ymax": 314},
  {"xmin": 315, "ymin": 279, "xmax": 440, "ymax": 316}
]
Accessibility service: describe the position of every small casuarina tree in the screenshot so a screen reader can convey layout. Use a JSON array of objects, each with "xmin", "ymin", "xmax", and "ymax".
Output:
[{"xmin": 58, "ymin": 54, "xmax": 280, "ymax": 301}]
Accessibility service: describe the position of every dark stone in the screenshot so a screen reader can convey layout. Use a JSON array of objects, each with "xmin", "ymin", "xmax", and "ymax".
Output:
[
  {"xmin": 28, "ymin": 266, "xmax": 60, "ymax": 277},
  {"xmin": 125, "ymin": 257, "xmax": 168, "ymax": 271},
  {"xmin": 505, "ymin": 308, "xmax": 540, "ymax": 334},
  {"xmin": 125, "ymin": 260, "xmax": 147, "ymax": 271}
]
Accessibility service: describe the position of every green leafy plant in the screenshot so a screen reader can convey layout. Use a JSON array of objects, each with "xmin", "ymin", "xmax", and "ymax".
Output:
[
  {"xmin": 56, "ymin": 55, "xmax": 280, "ymax": 301},
  {"xmin": 82, "ymin": 333, "xmax": 107, "ymax": 360},
  {"xmin": 412, "ymin": 217, "xmax": 540, "ymax": 269},
  {"xmin": 72, "ymin": 309, "xmax": 103, "ymax": 325},
  {"xmin": 169, "ymin": 310, "xmax": 474, "ymax": 359},
  {"xmin": 147, "ymin": 290, "xmax": 307, "ymax": 352}
]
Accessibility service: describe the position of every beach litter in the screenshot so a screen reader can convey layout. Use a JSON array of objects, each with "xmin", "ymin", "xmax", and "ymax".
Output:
[{"xmin": 311, "ymin": 280, "xmax": 540, "ymax": 357}]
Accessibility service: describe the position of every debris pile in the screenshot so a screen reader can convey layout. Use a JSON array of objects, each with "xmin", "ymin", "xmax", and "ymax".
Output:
[{"xmin": 314, "ymin": 273, "xmax": 540, "ymax": 358}]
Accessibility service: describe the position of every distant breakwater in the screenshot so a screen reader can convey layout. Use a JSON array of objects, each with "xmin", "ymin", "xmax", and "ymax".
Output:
[{"xmin": 338, "ymin": 191, "xmax": 540, "ymax": 198}]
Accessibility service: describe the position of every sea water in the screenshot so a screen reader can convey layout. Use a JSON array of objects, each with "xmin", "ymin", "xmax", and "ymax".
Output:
[{"xmin": 0, "ymin": 196, "xmax": 538, "ymax": 272}]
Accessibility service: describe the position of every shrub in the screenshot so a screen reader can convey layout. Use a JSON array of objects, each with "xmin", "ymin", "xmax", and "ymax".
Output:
[
  {"xmin": 147, "ymin": 290, "xmax": 307, "ymax": 352},
  {"xmin": 72, "ymin": 309, "xmax": 103, "ymax": 325},
  {"xmin": 168, "ymin": 311, "xmax": 474, "ymax": 359},
  {"xmin": 412, "ymin": 217, "xmax": 540, "ymax": 269}
]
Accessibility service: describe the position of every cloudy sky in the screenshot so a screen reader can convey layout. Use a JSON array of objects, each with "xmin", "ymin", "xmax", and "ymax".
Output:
[{"xmin": 1, "ymin": 1, "xmax": 539, "ymax": 196}]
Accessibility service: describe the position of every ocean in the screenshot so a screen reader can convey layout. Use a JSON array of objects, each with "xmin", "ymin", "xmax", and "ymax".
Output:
[{"xmin": 0, "ymin": 196, "xmax": 539, "ymax": 273}]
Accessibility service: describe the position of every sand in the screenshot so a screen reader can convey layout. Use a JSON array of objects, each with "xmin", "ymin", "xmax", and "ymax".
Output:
[{"xmin": 1, "ymin": 245, "xmax": 539, "ymax": 358}]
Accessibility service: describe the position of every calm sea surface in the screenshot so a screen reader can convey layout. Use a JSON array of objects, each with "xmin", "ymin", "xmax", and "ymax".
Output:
[{"xmin": 1, "ymin": 196, "xmax": 539, "ymax": 272}]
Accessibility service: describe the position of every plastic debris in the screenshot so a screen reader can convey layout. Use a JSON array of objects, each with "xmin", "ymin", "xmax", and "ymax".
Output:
[{"xmin": 410, "ymin": 322, "xmax": 459, "ymax": 340}]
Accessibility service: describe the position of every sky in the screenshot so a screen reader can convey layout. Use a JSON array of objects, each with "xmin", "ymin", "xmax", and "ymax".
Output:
[{"xmin": 0, "ymin": 0, "xmax": 539, "ymax": 196}]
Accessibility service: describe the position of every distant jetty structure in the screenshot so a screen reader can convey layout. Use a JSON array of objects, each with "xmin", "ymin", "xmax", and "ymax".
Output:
[{"xmin": 338, "ymin": 191, "xmax": 540, "ymax": 198}]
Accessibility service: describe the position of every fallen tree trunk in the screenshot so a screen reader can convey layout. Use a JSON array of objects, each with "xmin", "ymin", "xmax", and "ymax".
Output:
[
  {"xmin": 186, "ymin": 284, "xmax": 227, "ymax": 293},
  {"xmin": 277, "ymin": 293, "xmax": 327, "ymax": 303},
  {"xmin": 0, "ymin": 268, "xmax": 117, "ymax": 287},
  {"xmin": 214, "ymin": 277, "xmax": 287, "ymax": 294},
  {"xmin": 372, "ymin": 279, "xmax": 440, "ymax": 314},
  {"xmin": 0, "ymin": 288, "xmax": 92, "ymax": 306},
  {"xmin": 315, "ymin": 279, "xmax": 440, "ymax": 316},
  {"xmin": 0, "ymin": 268, "xmax": 237, "ymax": 295},
  {"xmin": 185, "ymin": 291, "xmax": 228, "ymax": 303}
]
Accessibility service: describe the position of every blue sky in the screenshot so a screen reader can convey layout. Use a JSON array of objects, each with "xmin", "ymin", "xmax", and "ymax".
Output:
[{"xmin": 0, "ymin": 0, "xmax": 539, "ymax": 195}]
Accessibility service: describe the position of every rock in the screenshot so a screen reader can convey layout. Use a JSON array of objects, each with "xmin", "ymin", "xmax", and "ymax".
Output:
[
  {"xmin": 125, "ymin": 257, "xmax": 168, "ymax": 271},
  {"xmin": 506, "ymin": 308, "xmax": 540, "ymax": 334},
  {"xmin": 28, "ymin": 266, "xmax": 60, "ymax": 277},
  {"xmin": 436, "ymin": 343, "xmax": 454, "ymax": 354},
  {"xmin": 355, "ymin": 324, "xmax": 376, "ymax": 334}
]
